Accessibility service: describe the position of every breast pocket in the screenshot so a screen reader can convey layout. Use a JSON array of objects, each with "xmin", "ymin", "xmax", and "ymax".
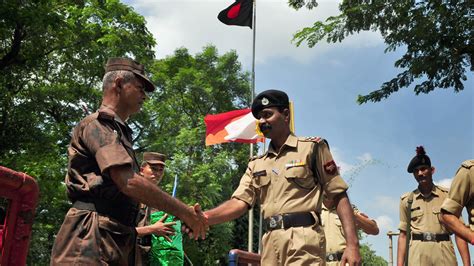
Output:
[
  {"xmin": 284, "ymin": 165, "xmax": 315, "ymax": 189},
  {"xmin": 252, "ymin": 170, "xmax": 270, "ymax": 188},
  {"xmin": 410, "ymin": 209, "xmax": 424, "ymax": 224}
]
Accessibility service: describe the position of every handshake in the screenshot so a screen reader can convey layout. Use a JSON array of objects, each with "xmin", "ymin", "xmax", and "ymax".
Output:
[{"xmin": 180, "ymin": 203, "xmax": 209, "ymax": 240}]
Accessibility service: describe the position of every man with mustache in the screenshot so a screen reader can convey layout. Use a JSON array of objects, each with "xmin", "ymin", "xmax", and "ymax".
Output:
[
  {"xmin": 396, "ymin": 146, "xmax": 470, "ymax": 266},
  {"xmin": 51, "ymin": 58, "xmax": 207, "ymax": 265},
  {"xmin": 202, "ymin": 89, "xmax": 362, "ymax": 265}
]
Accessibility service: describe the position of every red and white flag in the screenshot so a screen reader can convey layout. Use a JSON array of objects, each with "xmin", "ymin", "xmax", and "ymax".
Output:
[{"xmin": 204, "ymin": 108, "xmax": 264, "ymax": 146}]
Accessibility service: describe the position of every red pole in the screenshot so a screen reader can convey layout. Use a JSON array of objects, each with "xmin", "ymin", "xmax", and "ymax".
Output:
[{"xmin": 0, "ymin": 166, "xmax": 40, "ymax": 266}]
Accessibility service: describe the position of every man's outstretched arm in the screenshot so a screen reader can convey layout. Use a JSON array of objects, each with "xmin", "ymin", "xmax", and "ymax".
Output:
[
  {"xmin": 205, "ymin": 198, "xmax": 249, "ymax": 225},
  {"xmin": 109, "ymin": 165, "xmax": 208, "ymax": 240}
]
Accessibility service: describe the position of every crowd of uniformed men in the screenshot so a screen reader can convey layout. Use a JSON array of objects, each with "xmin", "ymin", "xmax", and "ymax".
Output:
[{"xmin": 49, "ymin": 57, "xmax": 473, "ymax": 265}]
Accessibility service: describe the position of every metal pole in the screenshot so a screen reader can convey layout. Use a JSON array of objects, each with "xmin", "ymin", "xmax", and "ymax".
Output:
[
  {"xmin": 248, "ymin": 0, "xmax": 257, "ymax": 254},
  {"xmin": 387, "ymin": 231, "xmax": 399, "ymax": 266}
]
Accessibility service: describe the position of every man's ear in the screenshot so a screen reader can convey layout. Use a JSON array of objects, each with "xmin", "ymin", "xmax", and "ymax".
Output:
[
  {"xmin": 114, "ymin": 77, "xmax": 123, "ymax": 93},
  {"xmin": 283, "ymin": 108, "xmax": 290, "ymax": 121},
  {"xmin": 431, "ymin": 166, "xmax": 436, "ymax": 175}
]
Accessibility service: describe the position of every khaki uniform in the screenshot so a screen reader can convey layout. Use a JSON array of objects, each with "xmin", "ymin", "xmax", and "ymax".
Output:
[
  {"xmin": 441, "ymin": 160, "xmax": 474, "ymax": 230},
  {"xmin": 51, "ymin": 107, "xmax": 139, "ymax": 265},
  {"xmin": 321, "ymin": 206, "xmax": 362, "ymax": 265},
  {"xmin": 232, "ymin": 134, "xmax": 348, "ymax": 265},
  {"xmin": 399, "ymin": 185, "xmax": 457, "ymax": 265}
]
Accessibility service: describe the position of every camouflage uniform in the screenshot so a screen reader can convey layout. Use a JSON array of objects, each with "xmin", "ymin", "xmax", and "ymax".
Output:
[
  {"xmin": 51, "ymin": 107, "xmax": 139, "ymax": 265},
  {"xmin": 232, "ymin": 134, "xmax": 348, "ymax": 265}
]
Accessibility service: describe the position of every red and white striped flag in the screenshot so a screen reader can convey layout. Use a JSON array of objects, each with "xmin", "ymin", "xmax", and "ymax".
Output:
[{"xmin": 204, "ymin": 108, "xmax": 264, "ymax": 146}]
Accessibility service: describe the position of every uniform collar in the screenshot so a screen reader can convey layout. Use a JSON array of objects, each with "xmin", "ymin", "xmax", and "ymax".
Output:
[
  {"xmin": 414, "ymin": 184, "xmax": 440, "ymax": 199},
  {"xmin": 98, "ymin": 105, "xmax": 127, "ymax": 126},
  {"xmin": 266, "ymin": 133, "xmax": 298, "ymax": 157}
]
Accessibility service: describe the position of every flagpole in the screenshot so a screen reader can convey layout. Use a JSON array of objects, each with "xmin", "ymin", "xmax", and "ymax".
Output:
[{"xmin": 248, "ymin": 0, "xmax": 257, "ymax": 254}]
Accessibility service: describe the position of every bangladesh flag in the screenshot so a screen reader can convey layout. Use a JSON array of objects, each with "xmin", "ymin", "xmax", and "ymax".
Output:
[{"xmin": 217, "ymin": 0, "xmax": 253, "ymax": 28}]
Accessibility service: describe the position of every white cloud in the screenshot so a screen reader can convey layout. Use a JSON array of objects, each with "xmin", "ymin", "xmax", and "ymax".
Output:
[
  {"xmin": 373, "ymin": 195, "xmax": 399, "ymax": 214},
  {"xmin": 374, "ymin": 215, "xmax": 395, "ymax": 232},
  {"xmin": 126, "ymin": 0, "xmax": 384, "ymax": 65},
  {"xmin": 435, "ymin": 178, "xmax": 453, "ymax": 190}
]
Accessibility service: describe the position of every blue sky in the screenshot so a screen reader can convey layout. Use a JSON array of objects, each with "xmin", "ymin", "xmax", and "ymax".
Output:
[{"xmin": 125, "ymin": 0, "xmax": 473, "ymax": 261}]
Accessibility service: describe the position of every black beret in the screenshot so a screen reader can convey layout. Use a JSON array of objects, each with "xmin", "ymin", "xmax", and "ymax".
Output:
[
  {"xmin": 105, "ymin": 57, "xmax": 155, "ymax": 92},
  {"xmin": 251, "ymin": 89, "xmax": 289, "ymax": 118},
  {"xmin": 407, "ymin": 146, "xmax": 431, "ymax": 173}
]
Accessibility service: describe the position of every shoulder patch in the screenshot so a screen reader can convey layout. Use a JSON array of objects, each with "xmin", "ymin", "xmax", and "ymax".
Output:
[{"xmin": 461, "ymin": 160, "xmax": 474, "ymax": 169}]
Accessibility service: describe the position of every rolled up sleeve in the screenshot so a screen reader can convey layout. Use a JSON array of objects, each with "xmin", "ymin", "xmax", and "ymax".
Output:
[
  {"xmin": 441, "ymin": 167, "xmax": 471, "ymax": 217},
  {"xmin": 82, "ymin": 121, "xmax": 133, "ymax": 174}
]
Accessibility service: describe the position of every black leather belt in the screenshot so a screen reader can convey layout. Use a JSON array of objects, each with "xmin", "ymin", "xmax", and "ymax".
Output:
[
  {"xmin": 412, "ymin": 232, "xmax": 450, "ymax": 242},
  {"xmin": 263, "ymin": 212, "xmax": 316, "ymax": 231},
  {"xmin": 73, "ymin": 199, "xmax": 138, "ymax": 227},
  {"xmin": 326, "ymin": 251, "xmax": 343, "ymax": 262}
]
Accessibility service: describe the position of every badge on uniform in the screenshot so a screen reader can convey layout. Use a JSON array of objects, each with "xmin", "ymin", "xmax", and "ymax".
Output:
[
  {"xmin": 285, "ymin": 160, "xmax": 305, "ymax": 169},
  {"xmin": 324, "ymin": 160, "xmax": 338, "ymax": 175}
]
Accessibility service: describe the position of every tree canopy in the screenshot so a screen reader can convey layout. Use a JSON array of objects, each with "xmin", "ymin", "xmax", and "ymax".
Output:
[
  {"xmin": 1, "ymin": 0, "xmax": 387, "ymax": 263},
  {"xmin": 289, "ymin": 0, "xmax": 473, "ymax": 103}
]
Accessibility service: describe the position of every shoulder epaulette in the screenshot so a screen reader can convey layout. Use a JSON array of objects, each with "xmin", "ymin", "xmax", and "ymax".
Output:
[
  {"xmin": 437, "ymin": 185, "xmax": 449, "ymax": 193},
  {"xmin": 98, "ymin": 111, "xmax": 115, "ymax": 121},
  {"xmin": 461, "ymin": 160, "xmax": 474, "ymax": 169},
  {"xmin": 400, "ymin": 192, "xmax": 410, "ymax": 200},
  {"xmin": 249, "ymin": 154, "xmax": 265, "ymax": 162},
  {"xmin": 300, "ymin": 136, "xmax": 324, "ymax": 143}
]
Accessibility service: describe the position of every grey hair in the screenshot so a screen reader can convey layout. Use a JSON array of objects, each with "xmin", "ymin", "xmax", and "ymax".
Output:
[{"xmin": 102, "ymin": 70, "xmax": 137, "ymax": 91}]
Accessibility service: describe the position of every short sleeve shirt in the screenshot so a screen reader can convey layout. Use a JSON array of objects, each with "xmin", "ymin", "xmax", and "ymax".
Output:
[
  {"xmin": 232, "ymin": 134, "xmax": 348, "ymax": 219},
  {"xmin": 322, "ymin": 205, "xmax": 346, "ymax": 253},
  {"xmin": 398, "ymin": 185, "xmax": 451, "ymax": 234},
  {"xmin": 441, "ymin": 160, "xmax": 474, "ymax": 230},
  {"xmin": 65, "ymin": 106, "xmax": 139, "ymax": 202}
]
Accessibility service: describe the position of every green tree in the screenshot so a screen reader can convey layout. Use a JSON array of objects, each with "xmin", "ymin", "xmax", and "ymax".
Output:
[
  {"xmin": 289, "ymin": 0, "xmax": 473, "ymax": 104},
  {"xmin": 360, "ymin": 242, "xmax": 388, "ymax": 266},
  {"xmin": 136, "ymin": 45, "xmax": 255, "ymax": 264},
  {"xmin": 0, "ymin": 0, "xmax": 155, "ymax": 263}
]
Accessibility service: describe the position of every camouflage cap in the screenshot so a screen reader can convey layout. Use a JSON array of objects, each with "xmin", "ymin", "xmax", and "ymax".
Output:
[
  {"xmin": 251, "ymin": 89, "xmax": 289, "ymax": 118},
  {"xmin": 105, "ymin": 57, "xmax": 155, "ymax": 92},
  {"xmin": 143, "ymin": 152, "xmax": 166, "ymax": 165}
]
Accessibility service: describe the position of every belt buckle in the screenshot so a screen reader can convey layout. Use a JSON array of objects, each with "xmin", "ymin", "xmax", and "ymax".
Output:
[
  {"xmin": 269, "ymin": 215, "xmax": 283, "ymax": 230},
  {"xmin": 423, "ymin": 232, "xmax": 435, "ymax": 241},
  {"xmin": 328, "ymin": 254, "xmax": 335, "ymax": 261}
]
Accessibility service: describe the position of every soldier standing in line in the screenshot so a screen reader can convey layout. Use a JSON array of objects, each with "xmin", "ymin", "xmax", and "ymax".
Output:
[
  {"xmin": 199, "ymin": 89, "xmax": 362, "ymax": 265},
  {"xmin": 322, "ymin": 197, "xmax": 379, "ymax": 265},
  {"xmin": 441, "ymin": 160, "xmax": 474, "ymax": 245},
  {"xmin": 396, "ymin": 146, "xmax": 470, "ymax": 266}
]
